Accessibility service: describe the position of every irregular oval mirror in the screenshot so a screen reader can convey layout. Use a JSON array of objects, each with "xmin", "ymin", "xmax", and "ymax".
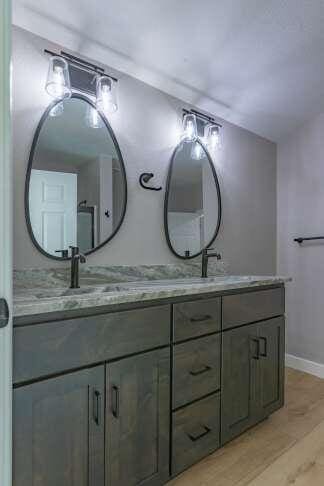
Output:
[
  {"xmin": 26, "ymin": 94, "xmax": 127, "ymax": 259},
  {"xmin": 164, "ymin": 140, "xmax": 221, "ymax": 258}
]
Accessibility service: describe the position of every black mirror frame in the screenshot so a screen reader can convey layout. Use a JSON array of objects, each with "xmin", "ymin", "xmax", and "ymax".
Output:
[
  {"xmin": 164, "ymin": 138, "xmax": 222, "ymax": 259},
  {"xmin": 25, "ymin": 93, "xmax": 128, "ymax": 261}
]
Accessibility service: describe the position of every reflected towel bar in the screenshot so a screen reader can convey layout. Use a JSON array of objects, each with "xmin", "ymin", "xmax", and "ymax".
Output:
[{"xmin": 294, "ymin": 236, "xmax": 324, "ymax": 244}]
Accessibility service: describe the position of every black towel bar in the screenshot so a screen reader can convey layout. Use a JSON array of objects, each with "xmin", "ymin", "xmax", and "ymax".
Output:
[{"xmin": 294, "ymin": 236, "xmax": 324, "ymax": 244}]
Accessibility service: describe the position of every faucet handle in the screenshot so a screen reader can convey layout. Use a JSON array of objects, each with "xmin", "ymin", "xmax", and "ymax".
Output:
[{"xmin": 204, "ymin": 247, "xmax": 222, "ymax": 259}]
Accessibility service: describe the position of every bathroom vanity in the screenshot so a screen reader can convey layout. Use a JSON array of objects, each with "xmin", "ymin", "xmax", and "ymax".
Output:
[{"xmin": 12, "ymin": 277, "xmax": 287, "ymax": 486}]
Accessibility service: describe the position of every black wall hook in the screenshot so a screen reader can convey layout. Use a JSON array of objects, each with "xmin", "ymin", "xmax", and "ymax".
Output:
[{"xmin": 139, "ymin": 173, "xmax": 162, "ymax": 191}]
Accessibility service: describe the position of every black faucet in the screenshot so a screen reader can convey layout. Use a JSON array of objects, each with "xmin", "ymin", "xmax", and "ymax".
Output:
[
  {"xmin": 69, "ymin": 246, "xmax": 86, "ymax": 289},
  {"xmin": 201, "ymin": 247, "xmax": 221, "ymax": 278}
]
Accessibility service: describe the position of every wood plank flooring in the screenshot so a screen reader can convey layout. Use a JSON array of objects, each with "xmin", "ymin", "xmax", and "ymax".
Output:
[{"xmin": 168, "ymin": 368, "xmax": 324, "ymax": 486}]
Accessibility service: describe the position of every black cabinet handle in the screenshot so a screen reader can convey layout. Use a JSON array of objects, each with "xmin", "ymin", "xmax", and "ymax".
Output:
[
  {"xmin": 187, "ymin": 426, "xmax": 211, "ymax": 442},
  {"xmin": 259, "ymin": 337, "xmax": 268, "ymax": 357},
  {"xmin": 189, "ymin": 365, "xmax": 212, "ymax": 376},
  {"xmin": 190, "ymin": 314, "xmax": 212, "ymax": 323},
  {"xmin": 112, "ymin": 385, "xmax": 119, "ymax": 418},
  {"xmin": 0, "ymin": 298, "xmax": 9, "ymax": 328},
  {"xmin": 93, "ymin": 390, "xmax": 101, "ymax": 426},
  {"xmin": 252, "ymin": 338, "xmax": 260, "ymax": 360}
]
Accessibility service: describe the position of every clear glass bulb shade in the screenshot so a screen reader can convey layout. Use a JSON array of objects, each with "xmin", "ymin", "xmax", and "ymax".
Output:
[
  {"xmin": 96, "ymin": 75, "xmax": 118, "ymax": 114},
  {"xmin": 206, "ymin": 124, "xmax": 221, "ymax": 150},
  {"xmin": 182, "ymin": 113, "xmax": 197, "ymax": 141},
  {"xmin": 45, "ymin": 56, "xmax": 72, "ymax": 100},
  {"xmin": 85, "ymin": 105, "xmax": 103, "ymax": 129}
]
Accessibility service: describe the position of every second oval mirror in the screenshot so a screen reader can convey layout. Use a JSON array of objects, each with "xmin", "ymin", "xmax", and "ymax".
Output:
[
  {"xmin": 26, "ymin": 94, "xmax": 127, "ymax": 259},
  {"xmin": 164, "ymin": 140, "xmax": 221, "ymax": 258}
]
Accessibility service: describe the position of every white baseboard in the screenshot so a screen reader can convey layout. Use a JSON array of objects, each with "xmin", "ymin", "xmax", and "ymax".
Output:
[{"xmin": 286, "ymin": 354, "xmax": 324, "ymax": 379}]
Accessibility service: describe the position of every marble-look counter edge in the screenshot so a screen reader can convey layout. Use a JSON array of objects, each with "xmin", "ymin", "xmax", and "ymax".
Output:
[{"xmin": 13, "ymin": 276, "xmax": 291, "ymax": 323}]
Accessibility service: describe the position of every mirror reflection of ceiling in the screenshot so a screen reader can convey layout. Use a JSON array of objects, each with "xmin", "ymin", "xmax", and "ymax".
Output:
[{"xmin": 13, "ymin": 0, "xmax": 324, "ymax": 141}]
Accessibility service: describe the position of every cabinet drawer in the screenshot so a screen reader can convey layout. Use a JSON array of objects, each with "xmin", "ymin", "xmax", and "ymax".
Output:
[
  {"xmin": 172, "ymin": 393, "xmax": 220, "ymax": 475},
  {"xmin": 173, "ymin": 334, "xmax": 221, "ymax": 409},
  {"xmin": 173, "ymin": 297, "xmax": 221, "ymax": 342},
  {"xmin": 222, "ymin": 287, "xmax": 284, "ymax": 330},
  {"xmin": 14, "ymin": 305, "xmax": 170, "ymax": 384}
]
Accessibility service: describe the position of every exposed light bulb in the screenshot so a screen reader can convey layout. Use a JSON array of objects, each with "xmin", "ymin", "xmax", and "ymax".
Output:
[
  {"xmin": 186, "ymin": 120, "xmax": 195, "ymax": 140},
  {"xmin": 45, "ymin": 56, "xmax": 71, "ymax": 100},
  {"xmin": 96, "ymin": 76, "xmax": 118, "ymax": 114},
  {"xmin": 206, "ymin": 124, "xmax": 221, "ymax": 151},
  {"xmin": 52, "ymin": 66, "xmax": 65, "ymax": 98},
  {"xmin": 182, "ymin": 113, "xmax": 197, "ymax": 142}
]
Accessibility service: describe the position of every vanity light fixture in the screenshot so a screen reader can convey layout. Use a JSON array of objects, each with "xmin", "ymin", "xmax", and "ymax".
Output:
[
  {"xmin": 181, "ymin": 109, "xmax": 222, "ymax": 156},
  {"xmin": 45, "ymin": 56, "xmax": 72, "ymax": 100},
  {"xmin": 206, "ymin": 124, "xmax": 221, "ymax": 150},
  {"xmin": 44, "ymin": 50, "xmax": 119, "ymax": 116},
  {"xmin": 96, "ymin": 75, "xmax": 118, "ymax": 114},
  {"xmin": 182, "ymin": 113, "xmax": 198, "ymax": 141}
]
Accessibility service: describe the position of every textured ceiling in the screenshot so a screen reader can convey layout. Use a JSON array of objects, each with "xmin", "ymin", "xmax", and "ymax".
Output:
[{"xmin": 13, "ymin": 0, "xmax": 324, "ymax": 142}]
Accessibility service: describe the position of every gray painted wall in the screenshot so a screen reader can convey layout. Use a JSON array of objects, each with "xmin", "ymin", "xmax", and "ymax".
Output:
[
  {"xmin": 13, "ymin": 26, "xmax": 277, "ymax": 273},
  {"xmin": 278, "ymin": 113, "xmax": 324, "ymax": 365}
]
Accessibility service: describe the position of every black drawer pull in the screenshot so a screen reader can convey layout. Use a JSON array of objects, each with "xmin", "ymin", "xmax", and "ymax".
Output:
[
  {"xmin": 251, "ymin": 338, "xmax": 260, "ymax": 360},
  {"xmin": 189, "ymin": 365, "xmax": 212, "ymax": 376},
  {"xmin": 112, "ymin": 385, "xmax": 119, "ymax": 418},
  {"xmin": 259, "ymin": 337, "xmax": 268, "ymax": 357},
  {"xmin": 93, "ymin": 390, "xmax": 101, "ymax": 426},
  {"xmin": 190, "ymin": 314, "xmax": 212, "ymax": 323},
  {"xmin": 187, "ymin": 426, "xmax": 211, "ymax": 442}
]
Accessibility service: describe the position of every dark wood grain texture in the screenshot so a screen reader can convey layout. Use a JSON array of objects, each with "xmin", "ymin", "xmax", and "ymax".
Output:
[
  {"xmin": 13, "ymin": 305, "xmax": 170, "ymax": 384},
  {"xmin": 106, "ymin": 348, "xmax": 170, "ymax": 486},
  {"xmin": 173, "ymin": 297, "xmax": 221, "ymax": 342},
  {"xmin": 222, "ymin": 287, "xmax": 285, "ymax": 330},
  {"xmin": 12, "ymin": 286, "xmax": 286, "ymax": 486},
  {"xmin": 221, "ymin": 317, "xmax": 285, "ymax": 445},
  {"xmin": 221, "ymin": 323, "xmax": 260, "ymax": 444},
  {"xmin": 13, "ymin": 366, "xmax": 105, "ymax": 486},
  {"xmin": 258, "ymin": 317, "xmax": 285, "ymax": 419},
  {"xmin": 172, "ymin": 393, "xmax": 220, "ymax": 475},
  {"xmin": 172, "ymin": 334, "xmax": 221, "ymax": 409}
]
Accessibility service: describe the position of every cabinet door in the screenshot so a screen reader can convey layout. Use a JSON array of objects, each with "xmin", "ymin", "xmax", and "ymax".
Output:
[
  {"xmin": 258, "ymin": 317, "xmax": 285, "ymax": 419},
  {"xmin": 221, "ymin": 323, "xmax": 259, "ymax": 444},
  {"xmin": 13, "ymin": 366, "xmax": 105, "ymax": 486},
  {"xmin": 106, "ymin": 349, "xmax": 170, "ymax": 486}
]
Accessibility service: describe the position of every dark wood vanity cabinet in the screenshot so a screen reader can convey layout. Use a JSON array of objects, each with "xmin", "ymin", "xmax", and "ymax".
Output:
[
  {"xmin": 12, "ymin": 286, "xmax": 286, "ymax": 485},
  {"xmin": 221, "ymin": 316, "xmax": 285, "ymax": 444},
  {"xmin": 13, "ymin": 366, "xmax": 105, "ymax": 486},
  {"xmin": 106, "ymin": 349, "xmax": 170, "ymax": 486}
]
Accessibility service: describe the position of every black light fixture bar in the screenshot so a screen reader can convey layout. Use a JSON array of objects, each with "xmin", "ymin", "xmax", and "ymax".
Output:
[
  {"xmin": 183, "ymin": 108, "xmax": 222, "ymax": 128},
  {"xmin": 44, "ymin": 49, "xmax": 118, "ymax": 82}
]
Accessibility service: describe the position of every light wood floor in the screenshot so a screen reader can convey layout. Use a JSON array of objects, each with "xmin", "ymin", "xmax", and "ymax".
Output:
[{"xmin": 168, "ymin": 368, "xmax": 324, "ymax": 486}]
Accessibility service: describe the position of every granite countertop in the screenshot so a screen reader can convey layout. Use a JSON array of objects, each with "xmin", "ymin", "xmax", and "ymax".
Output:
[{"xmin": 14, "ymin": 275, "xmax": 291, "ymax": 318}]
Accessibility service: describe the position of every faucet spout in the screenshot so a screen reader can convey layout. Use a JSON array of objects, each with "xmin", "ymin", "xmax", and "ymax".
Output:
[
  {"xmin": 201, "ymin": 247, "xmax": 221, "ymax": 278},
  {"xmin": 69, "ymin": 246, "xmax": 86, "ymax": 289}
]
